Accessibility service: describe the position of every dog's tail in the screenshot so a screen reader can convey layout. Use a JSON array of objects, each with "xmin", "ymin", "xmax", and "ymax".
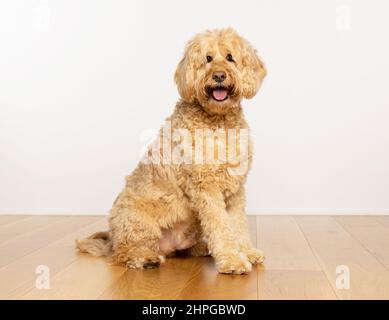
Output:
[{"xmin": 75, "ymin": 231, "xmax": 112, "ymax": 257}]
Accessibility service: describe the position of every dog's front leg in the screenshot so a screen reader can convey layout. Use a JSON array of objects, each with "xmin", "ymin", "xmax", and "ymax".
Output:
[
  {"xmin": 226, "ymin": 186, "xmax": 265, "ymax": 265},
  {"xmin": 193, "ymin": 188, "xmax": 252, "ymax": 274}
]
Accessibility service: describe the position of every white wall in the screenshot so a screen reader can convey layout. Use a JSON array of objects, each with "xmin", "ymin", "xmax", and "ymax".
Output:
[{"xmin": 1, "ymin": 0, "xmax": 389, "ymax": 215}]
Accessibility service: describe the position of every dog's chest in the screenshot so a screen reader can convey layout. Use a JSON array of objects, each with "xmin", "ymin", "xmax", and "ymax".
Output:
[
  {"xmin": 178, "ymin": 157, "xmax": 249, "ymax": 200},
  {"xmin": 171, "ymin": 102, "xmax": 253, "ymax": 196},
  {"xmin": 195, "ymin": 126, "xmax": 252, "ymax": 192}
]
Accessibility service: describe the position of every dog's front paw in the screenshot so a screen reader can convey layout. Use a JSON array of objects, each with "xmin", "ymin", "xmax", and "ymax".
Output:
[
  {"xmin": 245, "ymin": 248, "xmax": 265, "ymax": 265},
  {"xmin": 216, "ymin": 253, "xmax": 252, "ymax": 275}
]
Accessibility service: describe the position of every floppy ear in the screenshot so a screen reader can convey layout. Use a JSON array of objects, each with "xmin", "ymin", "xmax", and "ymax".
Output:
[
  {"xmin": 174, "ymin": 48, "xmax": 196, "ymax": 102},
  {"xmin": 241, "ymin": 40, "xmax": 267, "ymax": 99}
]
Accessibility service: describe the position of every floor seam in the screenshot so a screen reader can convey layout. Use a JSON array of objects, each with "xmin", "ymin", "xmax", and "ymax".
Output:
[
  {"xmin": 293, "ymin": 216, "xmax": 340, "ymax": 300},
  {"xmin": 332, "ymin": 216, "xmax": 389, "ymax": 273}
]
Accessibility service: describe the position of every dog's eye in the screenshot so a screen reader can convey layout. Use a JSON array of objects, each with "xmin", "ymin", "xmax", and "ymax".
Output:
[
  {"xmin": 226, "ymin": 53, "xmax": 235, "ymax": 62},
  {"xmin": 206, "ymin": 55, "xmax": 213, "ymax": 63}
]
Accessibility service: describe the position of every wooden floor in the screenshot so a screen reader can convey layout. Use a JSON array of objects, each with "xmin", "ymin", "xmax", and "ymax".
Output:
[{"xmin": 1, "ymin": 215, "xmax": 389, "ymax": 299}]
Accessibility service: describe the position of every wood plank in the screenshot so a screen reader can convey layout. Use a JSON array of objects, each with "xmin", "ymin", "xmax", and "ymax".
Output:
[
  {"xmin": 0, "ymin": 216, "xmax": 65, "ymax": 245},
  {"xmin": 0, "ymin": 216, "xmax": 95, "ymax": 268},
  {"xmin": 0, "ymin": 215, "xmax": 29, "ymax": 226},
  {"xmin": 256, "ymin": 216, "xmax": 321, "ymax": 270},
  {"xmin": 21, "ymin": 216, "xmax": 122, "ymax": 300},
  {"xmin": 100, "ymin": 255, "xmax": 257, "ymax": 300},
  {"xmin": 371, "ymin": 216, "xmax": 389, "ymax": 229},
  {"xmin": 258, "ymin": 270, "xmax": 337, "ymax": 300},
  {"xmin": 295, "ymin": 216, "xmax": 389, "ymax": 299},
  {"xmin": 22, "ymin": 254, "xmax": 125, "ymax": 300},
  {"xmin": 256, "ymin": 216, "xmax": 335, "ymax": 299},
  {"xmin": 335, "ymin": 216, "xmax": 389, "ymax": 270},
  {"xmin": 100, "ymin": 257, "xmax": 201, "ymax": 300},
  {"xmin": 0, "ymin": 217, "xmax": 105, "ymax": 299},
  {"xmin": 178, "ymin": 258, "xmax": 258, "ymax": 300}
]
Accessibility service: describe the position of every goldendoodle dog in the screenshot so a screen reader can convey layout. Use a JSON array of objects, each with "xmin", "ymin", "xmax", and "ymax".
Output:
[{"xmin": 77, "ymin": 28, "xmax": 267, "ymax": 274}]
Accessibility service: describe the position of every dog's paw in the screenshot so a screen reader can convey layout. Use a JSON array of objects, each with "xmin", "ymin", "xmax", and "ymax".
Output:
[
  {"xmin": 125, "ymin": 255, "xmax": 165, "ymax": 269},
  {"xmin": 216, "ymin": 253, "xmax": 252, "ymax": 275},
  {"xmin": 245, "ymin": 248, "xmax": 265, "ymax": 265}
]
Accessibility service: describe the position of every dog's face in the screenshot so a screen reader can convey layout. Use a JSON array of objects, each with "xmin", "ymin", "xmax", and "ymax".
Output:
[{"xmin": 175, "ymin": 28, "xmax": 266, "ymax": 115}]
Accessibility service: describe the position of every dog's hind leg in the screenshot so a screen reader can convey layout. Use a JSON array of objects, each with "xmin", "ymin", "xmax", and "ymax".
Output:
[
  {"xmin": 114, "ymin": 243, "xmax": 164, "ymax": 269},
  {"xmin": 109, "ymin": 207, "xmax": 164, "ymax": 269}
]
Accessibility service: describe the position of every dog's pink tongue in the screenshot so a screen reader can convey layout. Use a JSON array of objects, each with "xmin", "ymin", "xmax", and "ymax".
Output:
[{"xmin": 212, "ymin": 89, "xmax": 228, "ymax": 101}]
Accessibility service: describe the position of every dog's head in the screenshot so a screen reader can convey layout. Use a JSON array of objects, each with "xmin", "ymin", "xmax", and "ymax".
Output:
[{"xmin": 175, "ymin": 28, "xmax": 266, "ymax": 115}]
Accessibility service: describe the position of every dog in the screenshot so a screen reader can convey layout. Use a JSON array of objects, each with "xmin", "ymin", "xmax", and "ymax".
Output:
[{"xmin": 76, "ymin": 28, "xmax": 267, "ymax": 274}]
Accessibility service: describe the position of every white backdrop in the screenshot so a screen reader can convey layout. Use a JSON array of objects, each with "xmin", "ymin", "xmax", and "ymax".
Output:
[{"xmin": 1, "ymin": 0, "xmax": 389, "ymax": 215}]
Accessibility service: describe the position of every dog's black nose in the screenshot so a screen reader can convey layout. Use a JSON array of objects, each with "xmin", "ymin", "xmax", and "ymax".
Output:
[{"xmin": 212, "ymin": 71, "xmax": 227, "ymax": 83}]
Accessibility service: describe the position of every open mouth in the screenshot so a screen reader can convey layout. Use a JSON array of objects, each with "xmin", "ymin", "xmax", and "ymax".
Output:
[{"xmin": 206, "ymin": 86, "xmax": 232, "ymax": 102}]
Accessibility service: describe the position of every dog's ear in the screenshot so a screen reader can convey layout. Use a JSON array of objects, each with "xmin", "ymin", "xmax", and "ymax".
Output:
[
  {"xmin": 174, "ymin": 48, "xmax": 196, "ymax": 102},
  {"xmin": 240, "ymin": 39, "xmax": 267, "ymax": 99}
]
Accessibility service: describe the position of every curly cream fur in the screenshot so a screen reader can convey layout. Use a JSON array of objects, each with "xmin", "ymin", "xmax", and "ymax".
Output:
[{"xmin": 76, "ymin": 28, "xmax": 266, "ymax": 274}]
